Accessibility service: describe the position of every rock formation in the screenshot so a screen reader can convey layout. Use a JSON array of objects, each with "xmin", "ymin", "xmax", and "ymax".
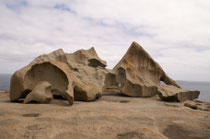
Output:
[
  {"xmin": 157, "ymin": 85, "xmax": 200, "ymax": 102},
  {"xmin": 10, "ymin": 60, "xmax": 74, "ymax": 105},
  {"xmin": 10, "ymin": 47, "xmax": 109, "ymax": 105},
  {"xmin": 184, "ymin": 100, "xmax": 210, "ymax": 111},
  {"xmin": 104, "ymin": 42, "xmax": 199, "ymax": 101},
  {"xmin": 24, "ymin": 81, "xmax": 53, "ymax": 104},
  {"xmin": 104, "ymin": 42, "xmax": 180, "ymax": 97},
  {"xmin": 10, "ymin": 41, "xmax": 200, "ymax": 105},
  {"xmin": 63, "ymin": 48, "xmax": 109, "ymax": 101}
]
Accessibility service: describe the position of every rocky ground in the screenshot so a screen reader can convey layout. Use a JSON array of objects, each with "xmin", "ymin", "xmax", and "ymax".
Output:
[{"xmin": 0, "ymin": 92, "xmax": 209, "ymax": 139}]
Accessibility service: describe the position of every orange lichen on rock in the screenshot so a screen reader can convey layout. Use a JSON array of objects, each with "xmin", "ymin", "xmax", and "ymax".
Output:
[{"xmin": 0, "ymin": 90, "xmax": 10, "ymax": 93}]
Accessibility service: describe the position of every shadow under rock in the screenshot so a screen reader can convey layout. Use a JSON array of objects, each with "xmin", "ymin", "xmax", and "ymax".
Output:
[
  {"xmin": 22, "ymin": 113, "xmax": 40, "ymax": 117},
  {"xmin": 102, "ymin": 92, "xmax": 129, "ymax": 97}
]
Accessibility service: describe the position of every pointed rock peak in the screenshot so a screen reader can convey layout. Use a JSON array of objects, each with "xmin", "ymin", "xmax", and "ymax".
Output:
[
  {"xmin": 88, "ymin": 47, "xmax": 96, "ymax": 53},
  {"xmin": 125, "ymin": 41, "xmax": 153, "ymax": 60},
  {"xmin": 112, "ymin": 41, "xmax": 180, "ymax": 97},
  {"xmin": 131, "ymin": 41, "xmax": 142, "ymax": 48},
  {"xmin": 88, "ymin": 47, "xmax": 107, "ymax": 67},
  {"xmin": 129, "ymin": 41, "xmax": 143, "ymax": 50},
  {"xmin": 113, "ymin": 41, "xmax": 152, "ymax": 70}
]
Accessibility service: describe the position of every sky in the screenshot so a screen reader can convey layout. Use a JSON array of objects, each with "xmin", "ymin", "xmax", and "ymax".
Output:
[{"xmin": 0, "ymin": 0, "xmax": 210, "ymax": 81}]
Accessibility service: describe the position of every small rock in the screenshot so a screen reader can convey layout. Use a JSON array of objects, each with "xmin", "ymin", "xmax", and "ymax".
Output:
[
  {"xmin": 184, "ymin": 100, "xmax": 210, "ymax": 111},
  {"xmin": 24, "ymin": 81, "xmax": 53, "ymax": 104},
  {"xmin": 157, "ymin": 85, "xmax": 199, "ymax": 102}
]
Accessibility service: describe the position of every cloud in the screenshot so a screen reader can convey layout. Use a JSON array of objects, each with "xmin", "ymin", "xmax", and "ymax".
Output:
[{"xmin": 0, "ymin": 0, "xmax": 210, "ymax": 81}]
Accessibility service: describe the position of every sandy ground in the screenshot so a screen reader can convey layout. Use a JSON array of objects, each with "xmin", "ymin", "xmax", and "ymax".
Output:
[{"xmin": 0, "ymin": 92, "xmax": 209, "ymax": 139}]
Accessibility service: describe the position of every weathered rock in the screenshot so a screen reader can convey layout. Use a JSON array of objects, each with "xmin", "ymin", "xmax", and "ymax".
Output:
[
  {"xmin": 34, "ymin": 48, "xmax": 109, "ymax": 101},
  {"xmin": 184, "ymin": 100, "xmax": 210, "ymax": 111},
  {"xmin": 10, "ymin": 60, "xmax": 74, "ymax": 105},
  {"xmin": 66, "ymin": 47, "xmax": 107, "ymax": 68},
  {"xmin": 24, "ymin": 81, "xmax": 53, "ymax": 104},
  {"xmin": 10, "ymin": 41, "xmax": 200, "ymax": 104},
  {"xmin": 157, "ymin": 85, "xmax": 200, "ymax": 102},
  {"xmin": 10, "ymin": 47, "xmax": 109, "ymax": 104},
  {"xmin": 107, "ymin": 42, "xmax": 180, "ymax": 97},
  {"xmin": 64, "ymin": 47, "xmax": 109, "ymax": 101},
  {"xmin": 102, "ymin": 72, "xmax": 120, "ymax": 95}
]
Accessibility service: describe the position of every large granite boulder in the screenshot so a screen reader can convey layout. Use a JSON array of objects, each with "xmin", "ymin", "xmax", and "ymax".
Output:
[
  {"xmin": 64, "ymin": 47, "xmax": 109, "ymax": 101},
  {"xmin": 108, "ymin": 42, "xmax": 180, "ymax": 97},
  {"xmin": 24, "ymin": 81, "xmax": 53, "ymax": 104},
  {"xmin": 10, "ymin": 47, "xmax": 109, "ymax": 105},
  {"xmin": 104, "ymin": 42, "xmax": 199, "ymax": 102},
  {"xmin": 157, "ymin": 85, "xmax": 200, "ymax": 102}
]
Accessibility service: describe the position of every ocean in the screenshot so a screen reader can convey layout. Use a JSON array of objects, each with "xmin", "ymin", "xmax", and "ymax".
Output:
[
  {"xmin": 0, "ymin": 74, "xmax": 209, "ymax": 102},
  {"xmin": 0, "ymin": 74, "xmax": 11, "ymax": 91}
]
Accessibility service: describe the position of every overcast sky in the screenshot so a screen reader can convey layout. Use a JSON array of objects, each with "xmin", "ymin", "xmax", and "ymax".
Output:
[{"xmin": 0, "ymin": 0, "xmax": 210, "ymax": 81}]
